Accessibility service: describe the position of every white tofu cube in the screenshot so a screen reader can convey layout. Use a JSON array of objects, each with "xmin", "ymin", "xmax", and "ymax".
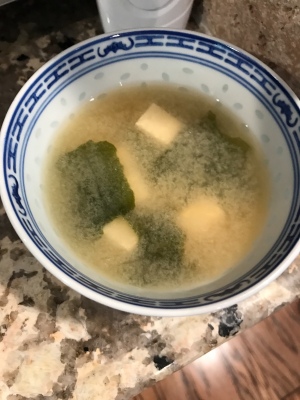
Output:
[
  {"xmin": 135, "ymin": 103, "xmax": 183, "ymax": 145},
  {"xmin": 117, "ymin": 146, "xmax": 149, "ymax": 204},
  {"xmin": 177, "ymin": 197, "xmax": 227, "ymax": 238},
  {"xmin": 103, "ymin": 217, "xmax": 138, "ymax": 252}
]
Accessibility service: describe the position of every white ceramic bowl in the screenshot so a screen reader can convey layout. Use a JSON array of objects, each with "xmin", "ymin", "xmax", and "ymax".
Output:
[{"xmin": 1, "ymin": 29, "xmax": 300, "ymax": 316}]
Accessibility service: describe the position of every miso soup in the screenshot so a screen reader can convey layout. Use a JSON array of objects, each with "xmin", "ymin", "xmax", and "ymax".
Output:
[{"xmin": 44, "ymin": 84, "xmax": 270, "ymax": 290}]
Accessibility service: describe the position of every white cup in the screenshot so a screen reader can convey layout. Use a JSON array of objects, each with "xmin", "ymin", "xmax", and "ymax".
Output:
[{"xmin": 97, "ymin": 0, "xmax": 194, "ymax": 33}]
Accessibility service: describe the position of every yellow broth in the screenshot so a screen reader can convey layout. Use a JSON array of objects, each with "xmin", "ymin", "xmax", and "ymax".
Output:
[{"xmin": 44, "ymin": 84, "xmax": 270, "ymax": 290}]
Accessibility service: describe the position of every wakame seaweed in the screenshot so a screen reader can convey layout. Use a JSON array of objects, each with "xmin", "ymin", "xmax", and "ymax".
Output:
[
  {"xmin": 126, "ymin": 212, "xmax": 185, "ymax": 285},
  {"xmin": 57, "ymin": 140, "xmax": 135, "ymax": 235},
  {"xmin": 200, "ymin": 112, "xmax": 251, "ymax": 182},
  {"xmin": 152, "ymin": 111, "xmax": 252, "ymax": 189}
]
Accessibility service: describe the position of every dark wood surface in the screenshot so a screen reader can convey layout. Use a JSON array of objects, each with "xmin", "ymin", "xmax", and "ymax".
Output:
[{"xmin": 133, "ymin": 299, "xmax": 300, "ymax": 400}]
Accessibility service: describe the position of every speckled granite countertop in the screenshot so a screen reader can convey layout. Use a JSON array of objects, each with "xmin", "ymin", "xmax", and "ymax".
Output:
[{"xmin": 0, "ymin": 0, "xmax": 299, "ymax": 399}]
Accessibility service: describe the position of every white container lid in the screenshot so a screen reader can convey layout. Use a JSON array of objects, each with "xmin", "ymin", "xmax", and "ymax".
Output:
[{"xmin": 97, "ymin": 0, "xmax": 194, "ymax": 33}]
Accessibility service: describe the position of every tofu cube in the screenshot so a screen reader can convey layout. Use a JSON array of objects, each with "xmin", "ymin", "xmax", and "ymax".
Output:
[
  {"xmin": 117, "ymin": 146, "xmax": 149, "ymax": 204},
  {"xmin": 177, "ymin": 197, "xmax": 227, "ymax": 238},
  {"xmin": 103, "ymin": 217, "xmax": 138, "ymax": 251},
  {"xmin": 135, "ymin": 103, "xmax": 183, "ymax": 145}
]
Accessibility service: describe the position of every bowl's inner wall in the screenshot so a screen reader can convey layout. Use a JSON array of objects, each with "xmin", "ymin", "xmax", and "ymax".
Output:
[{"xmin": 23, "ymin": 56, "xmax": 294, "ymax": 298}]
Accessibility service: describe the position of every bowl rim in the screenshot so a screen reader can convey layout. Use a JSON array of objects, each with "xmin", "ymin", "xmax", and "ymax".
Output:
[{"xmin": 1, "ymin": 28, "xmax": 300, "ymax": 316}]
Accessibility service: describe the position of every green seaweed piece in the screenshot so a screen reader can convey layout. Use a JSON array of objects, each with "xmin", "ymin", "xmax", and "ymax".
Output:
[
  {"xmin": 152, "ymin": 111, "xmax": 252, "ymax": 190},
  {"xmin": 126, "ymin": 212, "xmax": 185, "ymax": 285},
  {"xmin": 200, "ymin": 112, "xmax": 252, "ymax": 182},
  {"xmin": 201, "ymin": 111, "xmax": 251, "ymax": 153},
  {"xmin": 57, "ymin": 140, "xmax": 135, "ymax": 235}
]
